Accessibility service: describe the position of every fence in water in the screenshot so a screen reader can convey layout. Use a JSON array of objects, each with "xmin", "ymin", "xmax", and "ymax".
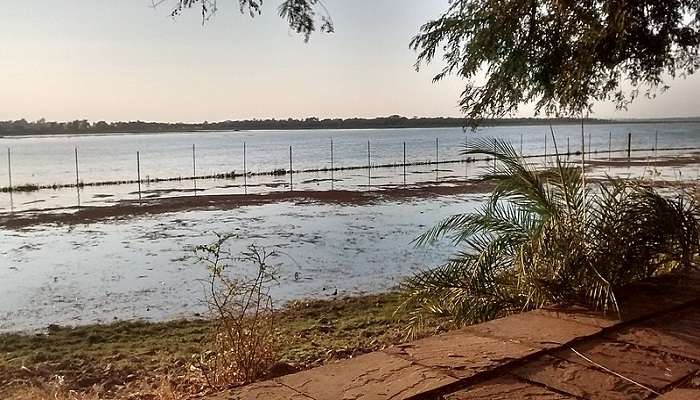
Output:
[{"xmin": 2, "ymin": 130, "xmax": 699, "ymax": 211}]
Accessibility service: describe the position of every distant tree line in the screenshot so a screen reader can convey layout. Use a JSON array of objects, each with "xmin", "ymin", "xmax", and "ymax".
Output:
[{"xmin": 0, "ymin": 115, "xmax": 626, "ymax": 136}]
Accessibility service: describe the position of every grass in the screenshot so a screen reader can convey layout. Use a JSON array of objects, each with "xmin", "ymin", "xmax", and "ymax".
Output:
[{"xmin": 0, "ymin": 292, "xmax": 445, "ymax": 399}]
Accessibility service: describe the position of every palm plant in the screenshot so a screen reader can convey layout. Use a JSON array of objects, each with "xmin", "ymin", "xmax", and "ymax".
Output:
[{"xmin": 401, "ymin": 136, "xmax": 699, "ymax": 336}]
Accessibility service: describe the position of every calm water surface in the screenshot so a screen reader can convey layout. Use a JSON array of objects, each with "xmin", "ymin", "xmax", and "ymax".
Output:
[
  {"xmin": 1, "ymin": 124, "xmax": 699, "ymax": 332},
  {"xmin": 0, "ymin": 194, "xmax": 483, "ymax": 331},
  {"xmin": 2, "ymin": 123, "xmax": 700, "ymax": 211}
]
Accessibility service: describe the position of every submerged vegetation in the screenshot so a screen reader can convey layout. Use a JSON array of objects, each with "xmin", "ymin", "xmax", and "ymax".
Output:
[{"xmin": 401, "ymin": 136, "xmax": 700, "ymax": 335}]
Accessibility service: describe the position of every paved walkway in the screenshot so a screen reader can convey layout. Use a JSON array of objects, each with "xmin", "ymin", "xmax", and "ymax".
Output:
[{"xmin": 217, "ymin": 273, "xmax": 700, "ymax": 399}]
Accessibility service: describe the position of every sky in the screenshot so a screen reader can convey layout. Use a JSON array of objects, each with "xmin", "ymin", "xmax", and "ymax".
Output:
[{"xmin": 1, "ymin": 0, "xmax": 699, "ymax": 123}]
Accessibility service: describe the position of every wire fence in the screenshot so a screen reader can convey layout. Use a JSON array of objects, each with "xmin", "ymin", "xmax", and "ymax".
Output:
[{"xmin": 3, "ymin": 131, "xmax": 699, "ymax": 211}]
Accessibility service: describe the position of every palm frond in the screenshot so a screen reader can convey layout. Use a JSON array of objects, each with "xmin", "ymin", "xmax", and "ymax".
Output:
[{"xmin": 401, "ymin": 134, "xmax": 700, "ymax": 337}]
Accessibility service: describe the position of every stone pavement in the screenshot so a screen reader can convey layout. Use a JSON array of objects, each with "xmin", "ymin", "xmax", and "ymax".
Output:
[{"xmin": 216, "ymin": 273, "xmax": 700, "ymax": 399}]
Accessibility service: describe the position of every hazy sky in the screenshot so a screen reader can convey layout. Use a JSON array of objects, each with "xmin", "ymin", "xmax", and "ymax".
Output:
[{"xmin": 2, "ymin": 0, "xmax": 699, "ymax": 122}]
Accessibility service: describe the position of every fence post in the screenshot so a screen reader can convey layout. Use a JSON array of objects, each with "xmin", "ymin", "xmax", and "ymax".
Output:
[
  {"xmin": 367, "ymin": 140, "xmax": 371, "ymax": 189},
  {"xmin": 435, "ymin": 137, "xmax": 439, "ymax": 182},
  {"xmin": 192, "ymin": 144, "xmax": 197, "ymax": 195},
  {"xmin": 403, "ymin": 141, "xmax": 407, "ymax": 186},
  {"xmin": 588, "ymin": 132, "xmax": 592, "ymax": 155},
  {"xmin": 7, "ymin": 148, "xmax": 12, "ymax": 193},
  {"xmin": 136, "ymin": 151, "xmax": 141, "ymax": 202},
  {"xmin": 627, "ymin": 132, "xmax": 632, "ymax": 161},
  {"xmin": 608, "ymin": 131, "xmax": 612, "ymax": 162},
  {"xmin": 243, "ymin": 142, "xmax": 247, "ymax": 194},
  {"xmin": 330, "ymin": 139, "xmax": 334, "ymax": 190},
  {"xmin": 465, "ymin": 134, "xmax": 469, "ymax": 177},
  {"xmin": 655, "ymin": 131, "xmax": 658, "ymax": 160},
  {"xmin": 493, "ymin": 138, "xmax": 497, "ymax": 173},
  {"xmin": 7, "ymin": 148, "xmax": 13, "ymax": 212},
  {"xmin": 75, "ymin": 147, "xmax": 81, "ymax": 206},
  {"xmin": 289, "ymin": 145, "xmax": 293, "ymax": 191},
  {"xmin": 567, "ymin": 137, "xmax": 570, "ymax": 157},
  {"xmin": 544, "ymin": 131, "xmax": 547, "ymax": 167}
]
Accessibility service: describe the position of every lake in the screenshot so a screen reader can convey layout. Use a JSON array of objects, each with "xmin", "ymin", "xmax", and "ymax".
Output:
[
  {"xmin": 1, "ymin": 123, "xmax": 699, "ymax": 331},
  {"xmin": 2, "ymin": 122, "xmax": 700, "ymax": 211}
]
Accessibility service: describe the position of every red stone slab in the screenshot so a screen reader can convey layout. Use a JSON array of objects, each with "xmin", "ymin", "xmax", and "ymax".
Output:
[
  {"xmin": 463, "ymin": 311, "xmax": 601, "ymax": 349},
  {"xmin": 532, "ymin": 306, "xmax": 620, "ymax": 329},
  {"xmin": 658, "ymin": 388, "xmax": 700, "ymax": 400},
  {"xmin": 607, "ymin": 308, "xmax": 700, "ymax": 362},
  {"xmin": 444, "ymin": 375, "xmax": 575, "ymax": 399},
  {"xmin": 222, "ymin": 381, "xmax": 315, "ymax": 400},
  {"xmin": 555, "ymin": 339, "xmax": 699, "ymax": 391},
  {"xmin": 512, "ymin": 355, "xmax": 654, "ymax": 400},
  {"xmin": 384, "ymin": 330, "xmax": 538, "ymax": 379},
  {"xmin": 277, "ymin": 351, "xmax": 458, "ymax": 400}
]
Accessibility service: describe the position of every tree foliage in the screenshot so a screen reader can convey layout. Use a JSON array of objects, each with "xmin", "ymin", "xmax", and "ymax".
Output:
[
  {"xmin": 159, "ymin": 0, "xmax": 333, "ymax": 41},
  {"xmin": 158, "ymin": 2, "xmax": 700, "ymax": 122},
  {"xmin": 411, "ymin": 1, "xmax": 700, "ymax": 124}
]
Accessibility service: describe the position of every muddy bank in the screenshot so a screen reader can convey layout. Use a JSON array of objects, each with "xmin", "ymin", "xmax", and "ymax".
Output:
[{"xmin": 0, "ymin": 180, "xmax": 496, "ymax": 229}]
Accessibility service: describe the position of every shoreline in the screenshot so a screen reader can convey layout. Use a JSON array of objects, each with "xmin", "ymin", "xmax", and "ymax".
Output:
[
  {"xmin": 2, "ymin": 118, "xmax": 700, "ymax": 138},
  {"xmin": 0, "ymin": 291, "xmax": 443, "ymax": 398}
]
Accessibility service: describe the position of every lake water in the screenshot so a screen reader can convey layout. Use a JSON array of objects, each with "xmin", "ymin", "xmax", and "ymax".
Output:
[
  {"xmin": 0, "ymin": 194, "xmax": 485, "ymax": 331},
  {"xmin": 1, "ymin": 123, "xmax": 700, "ymax": 332},
  {"xmin": 2, "ymin": 122, "xmax": 700, "ymax": 211}
]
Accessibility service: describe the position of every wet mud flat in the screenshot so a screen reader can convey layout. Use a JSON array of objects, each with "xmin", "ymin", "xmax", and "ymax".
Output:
[{"xmin": 0, "ymin": 180, "xmax": 496, "ymax": 230}]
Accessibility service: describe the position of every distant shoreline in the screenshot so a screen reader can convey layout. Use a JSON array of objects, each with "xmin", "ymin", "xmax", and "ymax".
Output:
[{"xmin": 2, "ymin": 116, "xmax": 700, "ymax": 137}]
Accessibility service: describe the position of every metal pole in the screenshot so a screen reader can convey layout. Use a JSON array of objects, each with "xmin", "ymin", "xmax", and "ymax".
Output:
[
  {"xmin": 7, "ymin": 148, "xmax": 13, "ymax": 212},
  {"xmin": 403, "ymin": 141, "xmax": 407, "ymax": 186},
  {"xmin": 289, "ymin": 145, "xmax": 293, "ymax": 191},
  {"xmin": 435, "ymin": 137, "xmax": 439, "ymax": 182},
  {"xmin": 137, "ymin": 151, "xmax": 141, "ymax": 202},
  {"xmin": 7, "ymin": 148, "xmax": 12, "ymax": 193},
  {"xmin": 243, "ymin": 142, "xmax": 247, "ymax": 194},
  {"xmin": 465, "ymin": 133, "xmax": 469, "ymax": 178},
  {"xmin": 608, "ymin": 131, "xmax": 612, "ymax": 162},
  {"xmin": 192, "ymin": 144, "xmax": 197, "ymax": 195},
  {"xmin": 567, "ymin": 137, "xmax": 570, "ymax": 157},
  {"xmin": 627, "ymin": 132, "xmax": 632, "ymax": 161},
  {"xmin": 493, "ymin": 138, "xmax": 497, "ymax": 172},
  {"xmin": 367, "ymin": 140, "xmax": 371, "ymax": 189},
  {"xmin": 330, "ymin": 138, "xmax": 334, "ymax": 190},
  {"xmin": 75, "ymin": 147, "xmax": 80, "ymax": 206},
  {"xmin": 654, "ymin": 131, "xmax": 658, "ymax": 160},
  {"xmin": 544, "ymin": 131, "xmax": 547, "ymax": 167}
]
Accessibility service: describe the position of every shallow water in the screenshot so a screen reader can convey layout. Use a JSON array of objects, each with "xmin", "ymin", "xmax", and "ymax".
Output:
[{"xmin": 0, "ymin": 194, "xmax": 485, "ymax": 332}]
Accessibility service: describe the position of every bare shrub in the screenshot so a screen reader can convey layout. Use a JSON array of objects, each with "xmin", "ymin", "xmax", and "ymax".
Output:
[{"xmin": 190, "ymin": 234, "xmax": 280, "ymax": 389}]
